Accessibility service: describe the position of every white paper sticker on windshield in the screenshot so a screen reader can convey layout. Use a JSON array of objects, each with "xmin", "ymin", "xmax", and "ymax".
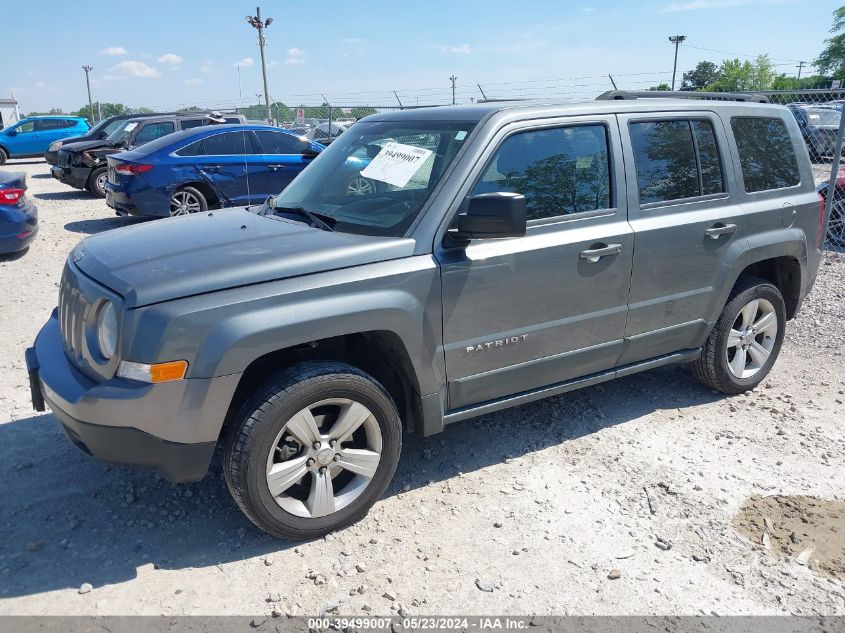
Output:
[
  {"xmin": 360, "ymin": 142, "xmax": 433, "ymax": 188},
  {"xmin": 124, "ymin": 122, "xmax": 138, "ymax": 132}
]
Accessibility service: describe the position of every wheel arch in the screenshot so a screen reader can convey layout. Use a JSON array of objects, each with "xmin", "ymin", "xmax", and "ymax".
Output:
[
  {"xmin": 175, "ymin": 181, "xmax": 220, "ymax": 209},
  {"xmin": 734, "ymin": 255, "xmax": 802, "ymax": 320},
  {"xmin": 222, "ymin": 331, "xmax": 424, "ymax": 436}
]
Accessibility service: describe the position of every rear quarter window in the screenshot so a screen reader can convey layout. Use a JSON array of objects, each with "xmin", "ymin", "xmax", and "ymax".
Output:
[{"xmin": 731, "ymin": 117, "xmax": 800, "ymax": 193}]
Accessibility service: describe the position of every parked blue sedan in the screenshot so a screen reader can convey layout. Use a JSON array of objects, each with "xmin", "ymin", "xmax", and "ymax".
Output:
[
  {"xmin": 0, "ymin": 170, "xmax": 38, "ymax": 254},
  {"xmin": 104, "ymin": 125, "xmax": 324, "ymax": 217}
]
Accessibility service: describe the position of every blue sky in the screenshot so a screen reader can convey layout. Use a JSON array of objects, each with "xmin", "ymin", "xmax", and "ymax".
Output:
[{"xmin": 1, "ymin": 0, "xmax": 838, "ymax": 113}]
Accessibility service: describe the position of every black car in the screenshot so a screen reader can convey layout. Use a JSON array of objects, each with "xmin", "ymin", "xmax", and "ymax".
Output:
[
  {"xmin": 0, "ymin": 170, "xmax": 38, "ymax": 255},
  {"xmin": 44, "ymin": 112, "xmax": 178, "ymax": 165},
  {"xmin": 51, "ymin": 112, "xmax": 246, "ymax": 197},
  {"xmin": 787, "ymin": 104, "xmax": 842, "ymax": 161}
]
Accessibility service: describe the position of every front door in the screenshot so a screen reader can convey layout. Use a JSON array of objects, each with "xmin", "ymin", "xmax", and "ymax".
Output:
[
  {"xmin": 253, "ymin": 129, "xmax": 315, "ymax": 195},
  {"xmin": 617, "ymin": 112, "xmax": 745, "ymax": 365},
  {"xmin": 9, "ymin": 120, "xmax": 41, "ymax": 155},
  {"xmin": 196, "ymin": 130, "xmax": 266, "ymax": 206},
  {"xmin": 437, "ymin": 116, "xmax": 634, "ymax": 410}
]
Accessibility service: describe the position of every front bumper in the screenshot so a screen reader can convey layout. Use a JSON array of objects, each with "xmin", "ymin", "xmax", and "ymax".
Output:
[
  {"xmin": 51, "ymin": 165, "xmax": 90, "ymax": 190},
  {"xmin": 26, "ymin": 312, "xmax": 241, "ymax": 482}
]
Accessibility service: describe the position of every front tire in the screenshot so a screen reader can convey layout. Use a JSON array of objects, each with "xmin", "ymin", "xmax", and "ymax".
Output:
[
  {"xmin": 692, "ymin": 276, "xmax": 786, "ymax": 394},
  {"xmin": 223, "ymin": 361, "xmax": 402, "ymax": 540},
  {"xmin": 87, "ymin": 167, "xmax": 108, "ymax": 198},
  {"xmin": 0, "ymin": 147, "xmax": 7, "ymax": 166}
]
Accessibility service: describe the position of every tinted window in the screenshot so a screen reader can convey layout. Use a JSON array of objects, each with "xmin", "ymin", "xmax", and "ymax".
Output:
[
  {"xmin": 180, "ymin": 119, "xmax": 206, "ymax": 130},
  {"xmin": 16, "ymin": 121, "xmax": 35, "ymax": 133},
  {"xmin": 176, "ymin": 140, "xmax": 204, "ymax": 157},
  {"xmin": 255, "ymin": 130, "xmax": 308, "ymax": 154},
  {"xmin": 472, "ymin": 124, "xmax": 611, "ymax": 221},
  {"xmin": 692, "ymin": 121, "xmax": 724, "ymax": 196},
  {"xmin": 731, "ymin": 117, "xmax": 800, "ymax": 193},
  {"xmin": 202, "ymin": 131, "xmax": 255, "ymax": 155},
  {"xmin": 134, "ymin": 122, "xmax": 175, "ymax": 145},
  {"xmin": 37, "ymin": 119, "xmax": 70, "ymax": 130},
  {"xmin": 630, "ymin": 119, "xmax": 726, "ymax": 204}
]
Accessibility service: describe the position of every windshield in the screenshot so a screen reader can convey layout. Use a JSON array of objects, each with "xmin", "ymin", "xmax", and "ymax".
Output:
[
  {"xmin": 271, "ymin": 119, "xmax": 476, "ymax": 236},
  {"xmin": 807, "ymin": 109, "xmax": 841, "ymax": 126},
  {"xmin": 106, "ymin": 120, "xmax": 141, "ymax": 143}
]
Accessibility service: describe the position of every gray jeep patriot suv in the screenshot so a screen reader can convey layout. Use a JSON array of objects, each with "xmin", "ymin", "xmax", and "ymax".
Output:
[{"xmin": 26, "ymin": 93, "xmax": 824, "ymax": 539}]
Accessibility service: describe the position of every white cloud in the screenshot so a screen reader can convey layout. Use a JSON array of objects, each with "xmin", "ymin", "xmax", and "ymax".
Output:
[
  {"xmin": 235, "ymin": 57, "xmax": 255, "ymax": 67},
  {"xmin": 158, "ymin": 53, "xmax": 183, "ymax": 65},
  {"xmin": 108, "ymin": 61, "xmax": 162, "ymax": 78},
  {"xmin": 200, "ymin": 60, "xmax": 216, "ymax": 74},
  {"xmin": 342, "ymin": 37, "xmax": 365, "ymax": 44},
  {"xmin": 100, "ymin": 46, "xmax": 128, "ymax": 56},
  {"xmin": 441, "ymin": 43, "xmax": 471, "ymax": 54},
  {"xmin": 284, "ymin": 48, "xmax": 306, "ymax": 65},
  {"xmin": 184, "ymin": 78, "xmax": 203, "ymax": 86}
]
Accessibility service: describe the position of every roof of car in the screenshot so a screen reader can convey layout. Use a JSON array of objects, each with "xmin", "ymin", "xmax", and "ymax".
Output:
[
  {"xmin": 134, "ymin": 124, "xmax": 306, "ymax": 145},
  {"xmin": 25, "ymin": 115, "xmax": 87, "ymax": 120},
  {"xmin": 366, "ymin": 98, "xmax": 790, "ymax": 123}
]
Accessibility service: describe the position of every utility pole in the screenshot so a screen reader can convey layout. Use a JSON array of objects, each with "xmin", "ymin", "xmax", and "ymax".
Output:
[
  {"xmin": 246, "ymin": 7, "xmax": 273, "ymax": 124},
  {"xmin": 796, "ymin": 61, "xmax": 806, "ymax": 83},
  {"xmin": 82, "ymin": 65, "xmax": 94, "ymax": 123},
  {"xmin": 449, "ymin": 75, "xmax": 457, "ymax": 105},
  {"xmin": 668, "ymin": 35, "xmax": 686, "ymax": 91}
]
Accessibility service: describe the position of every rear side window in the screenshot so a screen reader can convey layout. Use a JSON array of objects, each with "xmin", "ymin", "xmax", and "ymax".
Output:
[
  {"xmin": 629, "ymin": 119, "xmax": 725, "ymax": 205},
  {"xmin": 731, "ymin": 117, "xmax": 800, "ymax": 193},
  {"xmin": 180, "ymin": 119, "xmax": 206, "ymax": 130},
  {"xmin": 472, "ymin": 124, "xmax": 612, "ymax": 221},
  {"xmin": 255, "ymin": 130, "xmax": 309, "ymax": 154},
  {"xmin": 202, "ymin": 131, "xmax": 256, "ymax": 155}
]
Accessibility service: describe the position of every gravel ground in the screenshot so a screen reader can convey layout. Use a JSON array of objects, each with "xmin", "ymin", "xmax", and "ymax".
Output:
[{"xmin": 0, "ymin": 159, "xmax": 843, "ymax": 617}]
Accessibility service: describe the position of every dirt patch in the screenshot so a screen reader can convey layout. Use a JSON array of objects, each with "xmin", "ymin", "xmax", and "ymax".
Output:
[{"xmin": 734, "ymin": 495, "xmax": 845, "ymax": 580}]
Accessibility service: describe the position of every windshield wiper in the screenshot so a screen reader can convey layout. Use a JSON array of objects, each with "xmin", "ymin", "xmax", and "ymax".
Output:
[{"xmin": 272, "ymin": 204, "xmax": 335, "ymax": 232}]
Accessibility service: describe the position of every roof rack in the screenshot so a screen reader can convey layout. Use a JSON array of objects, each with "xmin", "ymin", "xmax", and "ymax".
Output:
[{"xmin": 596, "ymin": 90, "xmax": 770, "ymax": 104}]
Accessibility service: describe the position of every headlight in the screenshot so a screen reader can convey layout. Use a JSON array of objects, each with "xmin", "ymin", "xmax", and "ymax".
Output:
[
  {"xmin": 96, "ymin": 301, "xmax": 118, "ymax": 359},
  {"xmin": 48, "ymin": 141, "xmax": 62, "ymax": 152}
]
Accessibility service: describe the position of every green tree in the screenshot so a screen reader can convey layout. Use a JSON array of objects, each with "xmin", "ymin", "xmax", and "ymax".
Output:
[
  {"xmin": 75, "ymin": 102, "xmax": 129, "ymax": 120},
  {"xmin": 771, "ymin": 74, "xmax": 833, "ymax": 91},
  {"xmin": 648, "ymin": 83, "xmax": 671, "ymax": 91},
  {"xmin": 816, "ymin": 6, "xmax": 845, "ymax": 80},
  {"xmin": 350, "ymin": 107, "xmax": 378, "ymax": 119},
  {"xmin": 706, "ymin": 55, "xmax": 775, "ymax": 92},
  {"xmin": 681, "ymin": 61, "xmax": 720, "ymax": 91}
]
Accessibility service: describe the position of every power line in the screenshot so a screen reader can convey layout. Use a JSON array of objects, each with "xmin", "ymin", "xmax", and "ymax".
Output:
[{"xmin": 683, "ymin": 44, "xmax": 808, "ymax": 65}]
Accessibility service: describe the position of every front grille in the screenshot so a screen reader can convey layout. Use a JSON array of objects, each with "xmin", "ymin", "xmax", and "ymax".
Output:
[
  {"xmin": 58, "ymin": 151, "xmax": 73, "ymax": 169},
  {"xmin": 58, "ymin": 267, "xmax": 91, "ymax": 367}
]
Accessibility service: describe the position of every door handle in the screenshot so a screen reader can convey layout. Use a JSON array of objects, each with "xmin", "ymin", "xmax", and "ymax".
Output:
[
  {"xmin": 204, "ymin": 165, "xmax": 221, "ymax": 172},
  {"xmin": 705, "ymin": 223, "xmax": 737, "ymax": 239},
  {"xmin": 579, "ymin": 243, "xmax": 622, "ymax": 262},
  {"xmin": 268, "ymin": 164, "xmax": 285, "ymax": 170}
]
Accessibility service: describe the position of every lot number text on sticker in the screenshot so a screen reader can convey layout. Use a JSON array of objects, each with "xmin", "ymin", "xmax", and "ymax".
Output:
[{"xmin": 360, "ymin": 142, "xmax": 433, "ymax": 188}]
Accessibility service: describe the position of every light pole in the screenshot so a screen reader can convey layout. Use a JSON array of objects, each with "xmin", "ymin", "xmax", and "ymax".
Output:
[
  {"xmin": 668, "ymin": 35, "xmax": 686, "ymax": 91},
  {"xmin": 82, "ymin": 65, "xmax": 95, "ymax": 123},
  {"xmin": 245, "ymin": 7, "xmax": 273, "ymax": 124},
  {"xmin": 449, "ymin": 75, "xmax": 457, "ymax": 105}
]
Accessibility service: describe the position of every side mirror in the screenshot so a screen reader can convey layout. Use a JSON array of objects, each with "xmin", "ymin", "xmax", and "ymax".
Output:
[
  {"xmin": 455, "ymin": 192, "xmax": 527, "ymax": 240},
  {"xmin": 6, "ymin": 129, "xmax": 16, "ymax": 136}
]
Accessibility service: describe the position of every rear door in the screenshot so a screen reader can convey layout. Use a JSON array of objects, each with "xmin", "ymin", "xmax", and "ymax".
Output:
[
  {"xmin": 438, "ymin": 115, "xmax": 634, "ymax": 409},
  {"xmin": 194, "ymin": 130, "xmax": 266, "ymax": 206},
  {"xmin": 36, "ymin": 119, "xmax": 77, "ymax": 146},
  {"xmin": 253, "ymin": 130, "xmax": 316, "ymax": 194},
  {"xmin": 618, "ymin": 111, "xmax": 744, "ymax": 365}
]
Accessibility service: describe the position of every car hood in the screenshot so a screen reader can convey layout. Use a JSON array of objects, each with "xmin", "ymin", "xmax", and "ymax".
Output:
[
  {"xmin": 61, "ymin": 138, "xmax": 123, "ymax": 154},
  {"xmin": 71, "ymin": 208, "xmax": 416, "ymax": 307}
]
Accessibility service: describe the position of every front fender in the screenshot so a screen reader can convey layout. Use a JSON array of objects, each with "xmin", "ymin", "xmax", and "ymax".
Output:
[{"xmin": 121, "ymin": 255, "xmax": 445, "ymax": 395}]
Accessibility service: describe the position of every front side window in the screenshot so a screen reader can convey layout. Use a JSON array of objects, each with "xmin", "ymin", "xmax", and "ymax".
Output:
[
  {"xmin": 134, "ymin": 122, "xmax": 175, "ymax": 145},
  {"xmin": 630, "ymin": 119, "xmax": 726, "ymax": 205},
  {"xmin": 15, "ymin": 121, "xmax": 35, "ymax": 133},
  {"xmin": 731, "ymin": 117, "xmax": 800, "ymax": 193},
  {"xmin": 472, "ymin": 124, "xmax": 612, "ymax": 221},
  {"xmin": 255, "ymin": 130, "xmax": 309, "ymax": 154}
]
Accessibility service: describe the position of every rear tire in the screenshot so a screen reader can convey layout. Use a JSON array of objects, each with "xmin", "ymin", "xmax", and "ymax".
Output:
[
  {"xmin": 0, "ymin": 148, "xmax": 7, "ymax": 166},
  {"xmin": 170, "ymin": 186, "xmax": 207, "ymax": 216},
  {"xmin": 86, "ymin": 167, "xmax": 108, "ymax": 198},
  {"xmin": 223, "ymin": 361, "xmax": 402, "ymax": 540},
  {"xmin": 692, "ymin": 276, "xmax": 786, "ymax": 394}
]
